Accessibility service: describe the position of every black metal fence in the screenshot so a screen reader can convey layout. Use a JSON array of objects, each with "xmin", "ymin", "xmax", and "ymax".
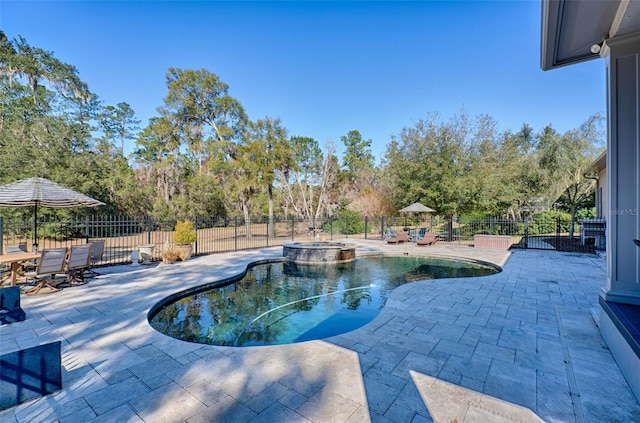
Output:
[
  {"xmin": 0, "ymin": 214, "xmax": 602, "ymax": 268},
  {"xmin": 380, "ymin": 215, "xmax": 601, "ymax": 252}
]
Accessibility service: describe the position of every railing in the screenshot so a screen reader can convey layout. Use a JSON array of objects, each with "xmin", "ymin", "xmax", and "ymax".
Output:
[{"xmin": 0, "ymin": 214, "xmax": 598, "ymax": 269}]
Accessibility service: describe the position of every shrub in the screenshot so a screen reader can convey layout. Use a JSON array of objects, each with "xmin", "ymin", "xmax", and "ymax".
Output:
[
  {"xmin": 172, "ymin": 220, "xmax": 197, "ymax": 244},
  {"xmin": 324, "ymin": 210, "xmax": 366, "ymax": 235},
  {"xmin": 531, "ymin": 210, "xmax": 572, "ymax": 235}
]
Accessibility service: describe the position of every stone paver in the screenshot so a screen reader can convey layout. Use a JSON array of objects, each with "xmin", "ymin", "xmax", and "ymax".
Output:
[{"xmin": 1, "ymin": 240, "xmax": 639, "ymax": 422}]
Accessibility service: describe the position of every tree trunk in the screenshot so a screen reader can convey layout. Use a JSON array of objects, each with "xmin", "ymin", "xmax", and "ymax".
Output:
[
  {"xmin": 569, "ymin": 204, "xmax": 577, "ymax": 240},
  {"xmin": 268, "ymin": 184, "xmax": 275, "ymax": 238},
  {"xmin": 241, "ymin": 197, "xmax": 252, "ymax": 239}
]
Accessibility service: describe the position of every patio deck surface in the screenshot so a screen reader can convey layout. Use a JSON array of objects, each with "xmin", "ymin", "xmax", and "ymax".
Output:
[{"xmin": 1, "ymin": 240, "xmax": 639, "ymax": 422}]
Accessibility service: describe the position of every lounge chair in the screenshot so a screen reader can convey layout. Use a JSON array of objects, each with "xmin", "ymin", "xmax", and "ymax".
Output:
[
  {"xmin": 24, "ymin": 248, "xmax": 68, "ymax": 295},
  {"xmin": 383, "ymin": 227, "xmax": 398, "ymax": 240},
  {"xmin": 387, "ymin": 231, "xmax": 409, "ymax": 244},
  {"xmin": 417, "ymin": 232, "xmax": 438, "ymax": 246},
  {"xmin": 64, "ymin": 244, "xmax": 92, "ymax": 286}
]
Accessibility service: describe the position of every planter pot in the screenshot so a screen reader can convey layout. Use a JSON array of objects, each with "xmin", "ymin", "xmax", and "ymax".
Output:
[
  {"xmin": 173, "ymin": 244, "xmax": 193, "ymax": 261},
  {"xmin": 162, "ymin": 255, "xmax": 179, "ymax": 264},
  {"xmin": 138, "ymin": 244, "xmax": 156, "ymax": 264}
]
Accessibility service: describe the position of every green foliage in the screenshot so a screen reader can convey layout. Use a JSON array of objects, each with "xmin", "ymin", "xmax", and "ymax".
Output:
[
  {"xmin": 459, "ymin": 218, "xmax": 525, "ymax": 237},
  {"xmin": 341, "ymin": 129, "xmax": 375, "ymax": 184},
  {"xmin": 575, "ymin": 207, "xmax": 596, "ymax": 220},
  {"xmin": 35, "ymin": 223, "xmax": 60, "ymax": 241},
  {"xmin": 0, "ymin": 31, "xmax": 608, "ymax": 223},
  {"xmin": 324, "ymin": 209, "xmax": 366, "ymax": 235},
  {"xmin": 172, "ymin": 220, "xmax": 197, "ymax": 244},
  {"xmin": 530, "ymin": 210, "xmax": 573, "ymax": 234}
]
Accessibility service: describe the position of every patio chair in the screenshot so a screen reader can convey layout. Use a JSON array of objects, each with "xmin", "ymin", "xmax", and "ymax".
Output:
[
  {"xmin": 63, "ymin": 244, "xmax": 92, "ymax": 286},
  {"xmin": 387, "ymin": 231, "xmax": 409, "ymax": 244},
  {"xmin": 1, "ymin": 243, "xmax": 35, "ymax": 282},
  {"xmin": 417, "ymin": 232, "xmax": 438, "ymax": 246},
  {"xmin": 383, "ymin": 227, "xmax": 398, "ymax": 240},
  {"xmin": 5, "ymin": 243, "xmax": 27, "ymax": 254},
  {"xmin": 24, "ymin": 248, "xmax": 68, "ymax": 295},
  {"xmin": 85, "ymin": 240, "xmax": 105, "ymax": 277}
]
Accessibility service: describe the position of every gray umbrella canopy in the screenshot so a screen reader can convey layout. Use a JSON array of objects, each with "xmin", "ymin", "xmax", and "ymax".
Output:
[
  {"xmin": 0, "ymin": 177, "xmax": 105, "ymax": 247},
  {"xmin": 399, "ymin": 202, "xmax": 435, "ymax": 213}
]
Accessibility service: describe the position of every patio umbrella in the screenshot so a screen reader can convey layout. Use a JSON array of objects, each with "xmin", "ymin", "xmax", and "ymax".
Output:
[
  {"xmin": 399, "ymin": 202, "xmax": 436, "ymax": 213},
  {"xmin": 0, "ymin": 177, "xmax": 105, "ymax": 249},
  {"xmin": 399, "ymin": 202, "xmax": 436, "ymax": 228}
]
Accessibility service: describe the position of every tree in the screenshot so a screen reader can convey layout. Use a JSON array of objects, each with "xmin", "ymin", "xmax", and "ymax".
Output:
[
  {"xmin": 340, "ymin": 129, "xmax": 375, "ymax": 184},
  {"xmin": 133, "ymin": 116, "xmax": 187, "ymax": 215},
  {"xmin": 162, "ymin": 68, "xmax": 248, "ymax": 173},
  {"xmin": 0, "ymin": 31, "xmax": 89, "ymax": 105},
  {"xmin": 0, "ymin": 32, "xmax": 122, "ymax": 220},
  {"xmin": 242, "ymin": 118, "xmax": 289, "ymax": 236},
  {"xmin": 98, "ymin": 102, "xmax": 140, "ymax": 155},
  {"xmin": 382, "ymin": 113, "xmax": 475, "ymax": 218},
  {"xmin": 279, "ymin": 136, "xmax": 323, "ymax": 219},
  {"xmin": 538, "ymin": 114, "xmax": 605, "ymax": 238}
]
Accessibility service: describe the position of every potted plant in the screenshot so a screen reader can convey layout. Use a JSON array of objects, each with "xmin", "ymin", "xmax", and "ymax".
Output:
[
  {"xmin": 161, "ymin": 245, "xmax": 180, "ymax": 264},
  {"xmin": 172, "ymin": 220, "xmax": 197, "ymax": 261}
]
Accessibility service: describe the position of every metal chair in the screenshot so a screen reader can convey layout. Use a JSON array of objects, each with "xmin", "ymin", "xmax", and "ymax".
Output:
[
  {"xmin": 5, "ymin": 243, "xmax": 27, "ymax": 254},
  {"xmin": 24, "ymin": 248, "xmax": 68, "ymax": 295},
  {"xmin": 1, "ymin": 243, "xmax": 35, "ymax": 282},
  {"xmin": 85, "ymin": 240, "xmax": 105, "ymax": 277},
  {"xmin": 64, "ymin": 244, "xmax": 92, "ymax": 286}
]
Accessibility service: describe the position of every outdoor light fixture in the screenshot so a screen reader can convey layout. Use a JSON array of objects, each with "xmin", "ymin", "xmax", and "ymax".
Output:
[{"xmin": 590, "ymin": 43, "xmax": 602, "ymax": 54}]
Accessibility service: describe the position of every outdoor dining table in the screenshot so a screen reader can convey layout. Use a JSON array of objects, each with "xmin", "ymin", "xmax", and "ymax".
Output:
[{"xmin": 0, "ymin": 252, "xmax": 40, "ymax": 286}]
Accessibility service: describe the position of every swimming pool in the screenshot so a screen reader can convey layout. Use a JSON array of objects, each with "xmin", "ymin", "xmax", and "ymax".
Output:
[{"xmin": 149, "ymin": 256, "xmax": 498, "ymax": 347}]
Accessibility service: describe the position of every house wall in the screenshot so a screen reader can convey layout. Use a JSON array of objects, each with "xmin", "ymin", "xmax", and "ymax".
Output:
[
  {"xmin": 598, "ymin": 167, "xmax": 607, "ymax": 219},
  {"xmin": 603, "ymin": 34, "xmax": 640, "ymax": 306}
]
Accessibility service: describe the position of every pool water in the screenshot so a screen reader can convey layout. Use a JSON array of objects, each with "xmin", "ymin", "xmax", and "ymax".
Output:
[{"xmin": 149, "ymin": 256, "xmax": 497, "ymax": 347}]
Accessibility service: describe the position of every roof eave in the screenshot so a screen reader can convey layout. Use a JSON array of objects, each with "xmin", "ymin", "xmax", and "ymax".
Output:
[{"xmin": 540, "ymin": 0, "xmax": 601, "ymax": 71}]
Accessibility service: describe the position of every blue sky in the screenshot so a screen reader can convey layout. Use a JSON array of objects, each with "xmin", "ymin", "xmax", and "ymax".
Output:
[{"xmin": 1, "ymin": 1, "xmax": 606, "ymax": 161}]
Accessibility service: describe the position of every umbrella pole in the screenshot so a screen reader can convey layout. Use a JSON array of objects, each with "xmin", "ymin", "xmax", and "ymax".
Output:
[{"xmin": 33, "ymin": 204, "xmax": 38, "ymax": 252}]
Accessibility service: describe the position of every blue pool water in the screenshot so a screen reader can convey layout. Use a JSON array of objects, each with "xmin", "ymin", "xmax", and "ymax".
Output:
[{"xmin": 149, "ymin": 256, "xmax": 497, "ymax": 347}]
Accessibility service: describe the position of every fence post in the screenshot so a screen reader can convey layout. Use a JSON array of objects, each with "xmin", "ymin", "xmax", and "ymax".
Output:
[
  {"xmin": 147, "ymin": 216, "xmax": 152, "ymax": 244},
  {"xmin": 194, "ymin": 216, "xmax": 198, "ymax": 255},
  {"xmin": 291, "ymin": 216, "xmax": 295, "ymax": 241},
  {"xmin": 364, "ymin": 216, "xmax": 368, "ymax": 240},
  {"xmin": 234, "ymin": 216, "xmax": 238, "ymax": 252},
  {"xmin": 0, "ymin": 216, "xmax": 3, "ymax": 254},
  {"xmin": 345, "ymin": 216, "xmax": 349, "ymax": 239},
  {"xmin": 330, "ymin": 218, "xmax": 333, "ymax": 241},
  {"xmin": 556, "ymin": 217, "xmax": 561, "ymax": 239},
  {"xmin": 381, "ymin": 216, "xmax": 385, "ymax": 241},
  {"xmin": 524, "ymin": 219, "xmax": 529, "ymax": 249},
  {"xmin": 266, "ymin": 218, "xmax": 269, "ymax": 247},
  {"xmin": 85, "ymin": 215, "xmax": 90, "ymax": 244}
]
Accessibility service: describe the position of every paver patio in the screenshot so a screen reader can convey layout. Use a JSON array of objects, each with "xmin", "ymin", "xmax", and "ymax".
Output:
[{"xmin": 1, "ymin": 240, "xmax": 639, "ymax": 422}]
